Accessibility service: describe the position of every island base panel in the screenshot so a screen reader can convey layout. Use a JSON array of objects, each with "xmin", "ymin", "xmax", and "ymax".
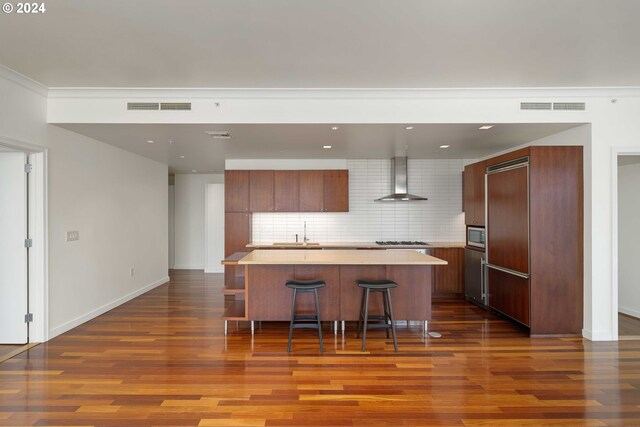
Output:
[{"xmin": 247, "ymin": 265, "xmax": 340, "ymax": 321}]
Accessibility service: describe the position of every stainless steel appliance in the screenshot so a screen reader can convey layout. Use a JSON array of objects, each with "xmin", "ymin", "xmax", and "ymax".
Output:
[
  {"xmin": 375, "ymin": 157, "xmax": 428, "ymax": 201},
  {"xmin": 464, "ymin": 248, "xmax": 486, "ymax": 307},
  {"xmin": 466, "ymin": 226, "xmax": 485, "ymax": 249}
]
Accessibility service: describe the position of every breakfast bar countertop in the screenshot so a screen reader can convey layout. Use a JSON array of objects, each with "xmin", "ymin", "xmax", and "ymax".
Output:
[{"xmin": 237, "ymin": 249, "xmax": 448, "ymax": 265}]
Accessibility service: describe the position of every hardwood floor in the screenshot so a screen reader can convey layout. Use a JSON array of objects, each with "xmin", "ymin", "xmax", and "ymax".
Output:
[
  {"xmin": 619, "ymin": 312, "xmax": 640, "ymax": 339},
  {"xmin": 1, "ymin": 270, "xmax": 640, "ymax": 426}
]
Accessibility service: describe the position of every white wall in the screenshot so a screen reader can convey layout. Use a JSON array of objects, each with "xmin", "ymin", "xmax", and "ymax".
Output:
[
  {"xmin": 174, "ymin": 173, "xmax": 224, "ymax": 269},
  {"xmin": 252, "ymin": 159, "xmax": 465, "ymax": 243},
  {"xmin": 205, "ymin": 184, "xmax": 225, "ymax": 273},
  {"xmin": 168, "ymin": 185, "xmax": 175, "ymax": 268},
  {"xmin": 618, "ymin": 161, "xmax": 640, "ymax": 318},
  {"xmin": 0, "ymin": 68, "xmax": 169, "ymax": 339}
]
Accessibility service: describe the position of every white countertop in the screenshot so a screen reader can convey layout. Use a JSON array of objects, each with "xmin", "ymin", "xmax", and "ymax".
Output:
[{"xmin": 246, "ymin": 241, "xmax": 465, "ymax": 249}]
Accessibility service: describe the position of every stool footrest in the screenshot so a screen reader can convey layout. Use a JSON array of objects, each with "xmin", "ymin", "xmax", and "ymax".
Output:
[{"xmin": 292, "ymin": 323, "xmax": 322, "ymax": 329}]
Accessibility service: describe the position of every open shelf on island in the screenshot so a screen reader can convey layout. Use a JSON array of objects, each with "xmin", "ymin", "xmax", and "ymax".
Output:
[
  {"xmin": 222, "ymin": 276, "xmax": 245, "ymax": 294},
  {"xmin": 222, "ymin": 300, "xmax": 247, "ymax": 320}
]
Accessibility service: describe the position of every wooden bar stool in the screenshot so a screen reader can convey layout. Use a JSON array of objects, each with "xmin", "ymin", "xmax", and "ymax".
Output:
[
  {"xmin": 356, "ymin": 279, "xmax": 398, "ymax": 352},
  {"xmin": 286, "ymin": 279, "xmax": 325, "ymax": 352}
]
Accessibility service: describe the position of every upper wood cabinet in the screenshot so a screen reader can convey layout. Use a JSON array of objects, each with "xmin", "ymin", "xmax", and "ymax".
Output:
[
  {"xmin": 225, "ymin": 170, "xmax": 250, "ymax": 212},
  {"xmin": 249, "ymin": 170, "xmax": 274, "ymax": 212},
  {"xmin": 323, "ymin": 170, "xmax": 349, "ymax": 212},
  {"xmin": 274, "ymin": 170, "xmax": 299, "ymax": 212},
  {"xmin": 226, "ymin": 169, "xmax": 349, "ymax": 213},
  {"xmin": 299, "ymin": 170, "xmax": 326, "ymax": 212},
  {"xmin": 463, "ymin": 161, "xmax": 486, "ymax": 226}
]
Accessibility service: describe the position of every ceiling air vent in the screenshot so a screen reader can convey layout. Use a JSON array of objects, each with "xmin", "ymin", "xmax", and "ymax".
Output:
[
  {"xmin": 161, "ymin": 102, "xmax": 192, "ymax": 111},
  {"xmin": 520, "ymin": 102, "xmax": 552, "ymax": 110},
  {"xmin": 127, "ymin": 102, "xmax": 159, "ymax": 111},
  {"xmin": 553, "ymin": 102, "xmax": 586, "ymax": 111},
  {"xmin": 205, "ymin": 131, "xmax": 231, "ymax": 139}
]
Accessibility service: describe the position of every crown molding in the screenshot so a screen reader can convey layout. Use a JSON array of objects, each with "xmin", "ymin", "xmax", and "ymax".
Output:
[
  {"xmin": 46, "ymin": 86, "xmax": 640, "ymax": 100},
  {"xmin": 0, "ymin": 65, "xmax": 48, "ymax": 97}
]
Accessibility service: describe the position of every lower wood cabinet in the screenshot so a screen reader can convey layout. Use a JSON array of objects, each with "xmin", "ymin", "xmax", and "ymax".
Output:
[
  {"xmin": 431, "ymin": 247, "xmax": 464, "ymax": 296},
  {"xmin": 487, "ymin": 268, "xmax": 530, "ymax": 326}
]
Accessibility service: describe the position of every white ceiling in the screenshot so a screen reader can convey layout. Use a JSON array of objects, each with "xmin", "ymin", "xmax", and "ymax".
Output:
[
  {"xmin": 58, "ymin": 123, "xmax": 581, "ymax": 173},
  {"xmin": 1, "ymin": 1, "xmax": 640, "ymax": 88}
]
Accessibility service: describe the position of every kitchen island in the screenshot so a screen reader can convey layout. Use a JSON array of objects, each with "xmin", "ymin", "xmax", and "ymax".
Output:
[{"xmin": 221, "ymin": 249, "xmax": 447, "ymax": 334}]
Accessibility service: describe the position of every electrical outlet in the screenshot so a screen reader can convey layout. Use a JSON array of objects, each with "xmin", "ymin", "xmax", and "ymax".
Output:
[
  {"xmin": 66, "ymin": 231, "xmax": 79, "ymax": 242},
  {"xmin": 130, "ymin": 268, "xmax": 134, "ymax": 277}
]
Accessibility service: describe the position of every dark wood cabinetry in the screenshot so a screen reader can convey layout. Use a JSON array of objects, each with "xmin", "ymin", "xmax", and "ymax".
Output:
[
  {"xmin": 274, "ymin": 170, "xmax": 299, "ymax": 212},
  {"xmin": 323, "ymin": 170, "xmax": 349, "ymax": 212},
  {"xmin": 224, "ymin": 213, "xmax": 251, "ymax": 257},
  {"xmin": 463, "ymin": 161, "xmax": 486, "ymax": 226},
  {"xmin": 224, "ymin": 170, "xmax": 249, "ymax": 213},
  {"xmin": 299, "ymin": 170, "xmax": 325, "ymax": 212},
  {"xmin": 481, "ymin": 146, "xmax": 583, "ymax": 336},
  {"xmin": 431, "ymin": 248, "xmax": 464, "ymax": 296},
  {"xmin": 249, "ymin": 170, "xmax": 275, "ymax": 212}
]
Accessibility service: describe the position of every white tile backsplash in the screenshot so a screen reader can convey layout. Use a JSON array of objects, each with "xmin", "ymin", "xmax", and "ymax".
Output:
[{"xmin": 252, "ymin": 159, "xmax": 466, "ymax": 243}]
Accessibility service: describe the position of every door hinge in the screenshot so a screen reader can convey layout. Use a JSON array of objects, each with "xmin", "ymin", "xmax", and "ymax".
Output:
[
  {"xmin": 24, "ymin": 238, "xmax": 33, "ymax": 248},
  {"xmin": 25, "ymin": 313, "xmax": 33, "ymax": 323},
  {"xmin": 24, "ymin": 163, "xmax": 32, "ymax": 173}
]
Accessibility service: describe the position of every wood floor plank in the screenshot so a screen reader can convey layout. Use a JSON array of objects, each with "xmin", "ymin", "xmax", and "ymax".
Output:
[{"xmin": 1, "ymin": 270, "xmax": 640, "ymax": 426}]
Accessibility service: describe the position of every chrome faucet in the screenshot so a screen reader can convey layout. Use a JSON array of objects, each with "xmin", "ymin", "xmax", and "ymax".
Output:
[{"xmin": 303, "ymin": 221, "xmax": 309, "ymax": 243}]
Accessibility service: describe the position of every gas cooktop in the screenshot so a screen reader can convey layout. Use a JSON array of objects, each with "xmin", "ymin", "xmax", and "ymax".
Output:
[{"xmin": 375, "ymin": 241, "xmax": 428, "ymax": 246}]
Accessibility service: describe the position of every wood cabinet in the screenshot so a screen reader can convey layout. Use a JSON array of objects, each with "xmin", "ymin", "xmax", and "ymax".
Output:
[
  {"xmin": 224, "ymin": 213, "xmax": 251, "ymax": 256},
  {"xmin": 484, "ymin": 146, "xmax": 583, "ymax": 336},
  {"xmin": 224, "ymin": 170, "xmax": 249, "ymax": 212},
  {"xmin": 431, "ymin": 248, "xmax": 464, "ymax": 296},
  {"xmin": 323, "ymin": 170, "xmax": 349, "ymax": 212},
  {"xmin": 274, "ymin": 170, "xmax": 299, "ymax": 212},
  {"xmin": 299, "ymin": 170, "xmax": 325, "ymax": 212},
  {"xmin": 463, "ymin": 161, "xmax": 486, "ymax": 226},
  {"xmin": 249, "ymin": 170, "xmax": 274, "ymax": 212}
]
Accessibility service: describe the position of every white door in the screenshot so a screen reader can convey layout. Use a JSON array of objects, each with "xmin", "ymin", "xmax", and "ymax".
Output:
[{"xmin": 0, "ymin": 152, "xmax": 29, "ymax": 344}]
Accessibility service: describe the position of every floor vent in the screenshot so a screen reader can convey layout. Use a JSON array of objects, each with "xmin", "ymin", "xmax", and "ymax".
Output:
[
  {"xmin": 553, "ymin": 102, "xmax": 586, "ymax": 111},
  {"xmin": 127, "ymin": 102, "xmax": 159, "ymax": 111},
  {"xmin": 520, "ymin": 102, "xmax": 552, "ymax": 110},
  {"xmin": 161, "ymin": 102, "xmax": 192, "ymax": 111}
]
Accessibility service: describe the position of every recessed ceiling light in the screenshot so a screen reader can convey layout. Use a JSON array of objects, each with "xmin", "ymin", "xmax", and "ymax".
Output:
[
  {"xmin": 331, "ymin": 126, "xmax": 339, "ymax": 130},
  {"xmin": 146, "ymin": 140, "xmax": 155, "ymax": 144},
  {"xmin": 440, "ymin": 145, "xmax": 450, "ymax": 149},
  {"xmin": 191, "ymin": 170, "xmax": 197, "ymax": 173},
  {"xmin": 323, "ymin": 145, "xmax": 332, "ymax": 149},
  {"xmin": 169, "ymin": 140, "xmax": 174, "ymax": 144},
  {"xmin": 405, "ymin": 126, "xmax": 414, "ymax": 130},
  {"xmin": 478, "ymin": 125, "xmax": 494, "ymax": 130},
  {"xmin": 179, "ymin": 155, "xmax": 185, "ymax": 159}
]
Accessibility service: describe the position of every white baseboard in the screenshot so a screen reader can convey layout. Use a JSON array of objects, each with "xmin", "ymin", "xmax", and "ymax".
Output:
[
  {"xmin": 582, "ymin": 328, "xmax": 615, "ymax": 341},
  {"xmin": 619, "ymin": 306, "xmax": 640, "ymax": 319},
  {"xmin": 172, "ymin": 265, "xmax": 204, "ymax": 270},
  {"xmin": 204, "ymin": 268, "xmax": 224, "ymax": 273},
  {"xmin": 49, "ymin": 276, "xmax": 170, "ymax": 340}
]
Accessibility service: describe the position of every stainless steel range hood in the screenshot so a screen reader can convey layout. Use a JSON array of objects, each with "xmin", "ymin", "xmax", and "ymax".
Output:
[{"xmin": 375, "ymin": 157, "xmax": 428, "ymax": 201}]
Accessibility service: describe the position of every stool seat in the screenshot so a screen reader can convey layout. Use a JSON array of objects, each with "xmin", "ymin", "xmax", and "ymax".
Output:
[
  {"xmin": 356, "ymin": 279, "xmax": 398, "ymax": 289},
  {"xmin": 286, "ymin": 279, "xmax": 326, "ymax": 289}
]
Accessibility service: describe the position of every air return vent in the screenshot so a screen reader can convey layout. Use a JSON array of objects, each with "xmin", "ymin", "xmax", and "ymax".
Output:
[
  {"xmin": 553, "ymin": 102, "xmax": 586, "ymax": 111},
  {"xmin": 127, "ymin": 102, "xmax": 159, "ymax": 111},
  {"xmin": 160, "ymin": 102, "xmax": 191, "ymax": 111},
  {"xmin": 205, "ymin": 131, "xmax": 231, "ymax": 139},
  {"xmin": 520, "ymin": 102, "xmax": 552, "ymax": 110}
]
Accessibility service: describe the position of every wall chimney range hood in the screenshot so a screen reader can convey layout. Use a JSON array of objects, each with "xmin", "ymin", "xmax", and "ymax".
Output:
[{"xmin": 375, "ymin": 157, "xmax": 428, "ymax": 201}]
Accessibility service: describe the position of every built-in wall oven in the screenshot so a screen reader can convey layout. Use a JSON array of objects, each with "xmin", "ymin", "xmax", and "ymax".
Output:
[{"xmin": 467, "ymin": 226, "xmax": 485, "ymax": 249}]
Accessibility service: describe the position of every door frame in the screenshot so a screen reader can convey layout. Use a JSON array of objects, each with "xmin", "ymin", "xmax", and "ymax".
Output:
[
  {"xmin": 0, "ymin": 136, "xmax": 48, "ymax": 343},
  {"xmin": 611, "ymin": 147, "xmax": 640, "ymax": 341}
]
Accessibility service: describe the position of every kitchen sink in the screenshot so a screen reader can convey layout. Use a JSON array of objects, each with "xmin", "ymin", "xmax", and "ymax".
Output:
[{"xmin": 273, "ymin": 242, "xmax": 320, "ymax": 246}]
